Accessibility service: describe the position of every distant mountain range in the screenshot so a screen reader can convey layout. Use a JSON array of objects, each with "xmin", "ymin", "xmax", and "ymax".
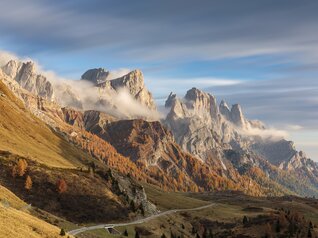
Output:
[{"xmin": 1, "ymin": 59, "xmax": 317, "ymax": 197}]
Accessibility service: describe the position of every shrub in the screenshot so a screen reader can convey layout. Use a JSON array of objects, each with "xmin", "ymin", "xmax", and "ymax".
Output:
[{"xmin": 59, "ymin": 228, "xmax": 65, "ymax": 236}]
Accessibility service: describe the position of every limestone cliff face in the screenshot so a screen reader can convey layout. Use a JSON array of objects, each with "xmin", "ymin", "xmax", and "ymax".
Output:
[
  {"xmin": 163, "ymin": 87, "xmax": 318, "ymax": 196},
  {"xmin": 82, "ymin": 69, "xmax": 156, "ymax": 111},
  {"xmin": 1, "ymin": 60, "xmax": 54, "ymax": 100},
  {"xmin": 81, "ymin": 68, "xmax": 110, "ymax": 85}
]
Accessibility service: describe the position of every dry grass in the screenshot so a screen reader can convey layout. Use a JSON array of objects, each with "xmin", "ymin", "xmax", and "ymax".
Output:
[
  {"xmin": 0, "ymin": 80, "xmax": 86, "ymax": 168},
  {"xmin": 0, "ymin": 185, "xmax": 26, "ymax": 209},
  {"xmin": 0, "ymin": 204, "xmax": 74, "ymax": 238},
  {"xmin": 142, "ymin": 183, "xmax": 209, "ymax": 211}
]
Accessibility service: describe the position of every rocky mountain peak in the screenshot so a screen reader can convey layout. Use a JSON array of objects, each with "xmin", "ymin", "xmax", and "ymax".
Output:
[
  {"xmin": 1, "ymin": 60, "xmax": 22, "ymax": 78},
  {"xmin": 185, "ymin": 87, "xmax": 210, "ymax": 110},
  {"xmin": 184, "ymin": 87, "xmax": 219, "ymax": 119},
  {"xmin": 1, "ymin": 60, "xmax": 54, "ymax": 100},
  {"xmin": 165, "ymin": 92, "xmax": 177, "ymax": 108},
  {"xmin": 219, "ymin": 100, "xmax": 231, "ymax": 120},
  {"xmin": 167, "ymin": 98, "xmax": 188, "ymax": 119},
  {"xmin": 110, "ymin": 69, "xmax": 144, "ymax": 92},
  {"xmin": 230, "ymin": 104, "xmax": 246, "ymax": 127},
  {"xmin": 81, "ymin": 68, "xmax": 110, "ymax": 85},
  {"xmin": 80, "ymin": 68, "xmax": 156, "ymax": 111},
  {"xmin": 110, "ymin": 69, "xmax": 156, "ymax": 110}
]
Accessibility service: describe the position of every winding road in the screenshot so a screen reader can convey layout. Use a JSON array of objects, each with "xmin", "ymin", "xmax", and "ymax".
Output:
[{"xmin": 68, "ymin": 203, "xmax": 215, "ymax": 236}]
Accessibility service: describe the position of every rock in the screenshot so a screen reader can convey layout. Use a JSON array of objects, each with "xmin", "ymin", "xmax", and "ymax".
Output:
[
  {"xmin": 163, "ymin": 87, "xmax": 318, "ymax": 197},
  {"xmin": 110, "ymin": 70, "xmax": 156, "ymax": 110},
  {"xmin": 230, "ymin": 104, "xmax": 246, "ymax": 128},
  {"xmin": 219, "ymin": 100, "xmax": 231, "ymax": 120},
  {"xmin": 1, "ymin": 60, "xmax": 54, "ymax": 100},
  {"xmin": 81, "ymin": 68, "xmax": 110, "ymax": 85},
  {"xmin": 165, "ymin": 92, "xmax": 177, "ymax": 108},
  {"xmin": 82, "ymin": 68, "xmax": 156, "ymax": 111}
]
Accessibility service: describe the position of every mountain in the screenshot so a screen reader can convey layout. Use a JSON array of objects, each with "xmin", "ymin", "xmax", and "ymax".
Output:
[
  {"xmin": 81, "ymin": 68, "xmax": 156, "ymax": 111},
  {"xmin": 1, "ymin": 60, "xmax": 54, "ymax": 100},
  {"xmin": 0, "ymin": 76, "xmax": 157, "ymax": 229},
  {"xmin": 1, "ymin": 57, "xmax": 317, "ymax": 198},
  {"xmin": 1, "ymin": 61, "xmax": 157, "ymax": 120},
  {"xmin": 164, "ymin": 87, "xmax": 318, "ymax": 196}
]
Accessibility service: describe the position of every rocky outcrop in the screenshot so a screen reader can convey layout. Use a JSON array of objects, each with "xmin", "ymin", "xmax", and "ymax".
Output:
[
  {"xmin": 1, "ymin": 60, "xmax": 54, "ymax": 100},
  {"xmin": 81, "ymin": 68, "xmax": 110, "ymax": 85},
  {"xmin": 164, "ymin": 87, "xmax": 318, "ymax": 197},
  {"xmin": 82, "ymin": 69, "xmax": 156, "ymax": 111},
  {"xmin": 230, "ymin": 104, "xmax": 246, "ymax": 128}
]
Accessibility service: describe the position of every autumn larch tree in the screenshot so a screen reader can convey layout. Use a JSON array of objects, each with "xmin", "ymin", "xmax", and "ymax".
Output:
[
  {"xmin": 17, "ymin": 159, "xmax": 28, "ymax": 176},
  {"xmin": 56, "ymin": 179, "xmax": 67, "ymax": 194},
  {"xmin": 25, "ymin": 175, "xmax": 32, "ymax": 190}
]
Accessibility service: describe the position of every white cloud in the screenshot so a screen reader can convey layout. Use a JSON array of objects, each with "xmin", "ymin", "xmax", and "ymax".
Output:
[
  {"xmin": 0, "ymin": 50, "xmax": 160, "ymax": 121},
  {"xmin": 240, "ymin": 127, "xmax": 288, "ymax": 141},
  {"xmin": 285, "ymin": 124, "xmax": 304, "ymax": 131}
]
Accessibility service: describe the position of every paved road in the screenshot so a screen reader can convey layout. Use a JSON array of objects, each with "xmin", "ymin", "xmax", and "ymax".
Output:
[{"xmin": 68, "ymin": 203, "xmax": 215, "ymax": 236}]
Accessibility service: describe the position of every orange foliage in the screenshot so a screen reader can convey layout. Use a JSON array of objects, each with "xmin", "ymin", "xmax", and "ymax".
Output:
[
  {"xmin": 56, "ymin": 179, "xmax": 67, "ymax": 194},
  {"xmin": 25, "ymin": 175, "xmax": 32, "ymax": 190}
]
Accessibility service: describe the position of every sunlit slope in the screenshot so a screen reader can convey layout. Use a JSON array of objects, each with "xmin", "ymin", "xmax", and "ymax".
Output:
[
  {"xmin": 0, "ymin": 185, "xmax": 73, "ymax": 238},
  {"xmin": 0, "ymin": 79, "xmax": 84, "ymax": 168},
  {"xmin": 0, "ymin": 205, "xmax": 73, "ymax": 238},
  {"xmin": 0, "ymin": 185, "xmax": 26, "ymax": 209}
]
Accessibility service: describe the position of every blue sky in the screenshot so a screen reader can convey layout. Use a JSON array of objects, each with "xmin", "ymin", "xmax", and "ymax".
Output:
[{"xmin": 0, "ymin": 0, "xmax": 317, "ymax": 160}]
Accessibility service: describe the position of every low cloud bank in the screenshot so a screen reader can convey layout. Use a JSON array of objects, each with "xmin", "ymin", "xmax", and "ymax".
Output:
[{"xmin": 0, "ymin": 50, "xmax": 160, "ymax": 121}]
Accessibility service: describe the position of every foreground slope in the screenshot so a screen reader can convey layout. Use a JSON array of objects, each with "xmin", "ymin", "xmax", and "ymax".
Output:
[
  {"xmin": 0, "ymin": 79, "xmax": 85, "ymax": 168},
  {"xmin": 0, "ymin": 79, "xmax": 157, "ymax": 228},
  {"xmin": 0, "ymin": 186, "xmax": 71, "ymax": 238}
]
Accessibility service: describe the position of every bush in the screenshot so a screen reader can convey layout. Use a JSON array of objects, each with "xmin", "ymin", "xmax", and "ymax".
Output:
[{"xmin": 59, "ymin": 228, "xmax": 65, "ymax": 236}]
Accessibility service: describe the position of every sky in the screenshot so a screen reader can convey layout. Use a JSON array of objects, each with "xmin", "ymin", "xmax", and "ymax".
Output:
[{"xmin": 0, "ymin": 0, "xmax": 317, "ymax": 160}]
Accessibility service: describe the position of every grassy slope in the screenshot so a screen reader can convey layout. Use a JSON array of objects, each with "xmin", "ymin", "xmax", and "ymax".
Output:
[
  {"xmin": 142, "ymin": 183, "xmax": 209, "ymax": 210},
  {"xmin": 0, "ymin": 185, "xmax": 73, "ymax": 238},
  {"xmin": 0, "ymin": 205, "xmax": 73, "ymax": 238},
  {"xmin": 81, "ymin": 186, "xmax": 318, "ymax": 238},
  {"xmin": 0, "ymin": 79, "xmax": 86, "ymax": 168},
  {"xmin": 0, "ymin": 185, "xmax": 26, "ymax": 209}
]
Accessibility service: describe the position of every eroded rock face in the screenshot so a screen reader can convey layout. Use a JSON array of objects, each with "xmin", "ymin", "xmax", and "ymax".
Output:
[
  {"xmin": 1, "ymin": 60, "xmax": 54, "ymax": 100},
  {"xmin": 163, "ymin": 87, "xmax": 318, "ymax": 196},
  {"xmin": 81, "ymin": 68, "xmax": 110, "ymax": 85},
  {"xmin": 82, "ymin": 69, "xmax": 156, "ymax": 111},
  {"xmin": 230, "ymin": 104, "xmax": 246, "ymax": 128}
]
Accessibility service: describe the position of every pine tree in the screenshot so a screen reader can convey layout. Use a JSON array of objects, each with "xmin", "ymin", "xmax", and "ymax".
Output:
[
  {"xmin": 275, "ymin": 220, "xmax": 281, "ymax": 233},
  {"xmin": 309, "ymin": 221, "xmax": 313, "ymax": 229},
  {"xmin": 25, "ymin": 175, "xmax": 32, "ymax": 190},
  {"xmin": 307, "ymin": 228, "xmax": 312, "ymax": 238},
  {"xmin": 202, "ymin": 227, "xmax": 208, "ymax": 238},
  {"xmin": 59, "ymin": 228, "xmax": 66, "ymax": 236},
  {"xmin": 243, "ymin": 216, "xmax": 248, "ymax": 226}
]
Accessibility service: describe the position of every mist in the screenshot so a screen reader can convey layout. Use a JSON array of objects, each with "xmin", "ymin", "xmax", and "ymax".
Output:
[{"xmin": 0, "ymin": 50, "xmax": 161, "ymax": 121}]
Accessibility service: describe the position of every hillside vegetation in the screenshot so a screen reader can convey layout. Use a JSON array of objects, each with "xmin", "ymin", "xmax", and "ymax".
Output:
[
  {"xmin": 0, "ymin": 80, "xmax": 86, "ymax": 168},
  {"xmin": 0, "ymin": 204, "xmax": 73, "ymax": 238}
]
